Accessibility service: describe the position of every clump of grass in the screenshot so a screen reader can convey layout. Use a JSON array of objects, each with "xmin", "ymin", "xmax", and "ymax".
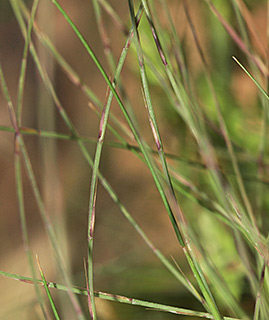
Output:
[{"xmin": 0, "ymin": 0, "xmax": 268, "ymax": 319}]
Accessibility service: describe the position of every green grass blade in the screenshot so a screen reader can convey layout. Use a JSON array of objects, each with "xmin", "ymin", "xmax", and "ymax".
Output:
[
  {"xmin": 12, "ymin": 3, "xmax": 201, "ymax": 306},
  {"xmin": 3, "ymin": 1, "xmax": 269, "ymax": 318},
  {"xmin": 14, "ymin": 0, "xmax": 39, "ymax": 126},
  {"xmin": 51, "ymin": 0, "xmax": 185, "ymax": 246},
  {"xmin": 128, "ymin": 0, "xmax": 183, "ymax": 218},
  {"xmin": 92, "ymin": 0, "xmax": 115, "ymax": 72},
  {"xmin": 253, "ymin": 263, "xmax": 266, "ymax": 320},
  {"xmin": 0, "ymin": 270, "xmax": 240, "ymax": 320},
  {"xmin": 98, "ymin": 0, "xmax": 129, "ymax": 35},
  {"xmin": 20, "ymin": 135, "xmax": 86, "ymax": 320},
  {"xmin": 13, "ymin": 1, "xmax": 48, "ymax": 314},
  {"xmin": 232, "ymin": 56, "xmax": 269, "ymax": 103},
  {"xmin": 137, "ymin": 2, "xmax": 223, "ymax": 318},
  {"xmin": 86, "ymin": 5, "xmax": 143, "ymax": 318},
  {"xmin": 0, "ymin": 61, "xmax": 85, "ymax": 320},
  {"xmin": 205, "ymin": 0, "xmax": 267, "ymax": 76},
  {"xmin": 18, "ymin": 0, "xmax": 134, "ymax": 140},
  {"xmin": 37, "ymin": 256, "xmax": 61, "ymax": 320},
  {"xmin": 183, "ymin": 0, "xmax": 258, "ymax": 237},
  {"xmin": 11, "ymin": 3, "xmax": 201, "ymax": 304},
  {"xmin": 0, "ymin": 63, "xmax": 48, "ymax": 319}
]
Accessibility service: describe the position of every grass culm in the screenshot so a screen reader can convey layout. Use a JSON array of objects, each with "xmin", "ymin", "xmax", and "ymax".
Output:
[{"xmin": 0, "ymin": 0, "xmax": 268, "ymax": 319}]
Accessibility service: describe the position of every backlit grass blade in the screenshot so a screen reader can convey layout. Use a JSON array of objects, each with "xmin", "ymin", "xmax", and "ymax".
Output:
[
  {"xmin": 232, "ymin": 56, "xmax": 269, "ymax": 103},
  {"xmin": 126, "ymin": 7, "xmax": 223, "ymax": 314}
]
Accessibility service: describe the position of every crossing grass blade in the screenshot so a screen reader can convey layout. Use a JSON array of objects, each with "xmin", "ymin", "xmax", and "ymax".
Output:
[
  {"xmin": 0, "ymin": 62, "xmax": 86, "ymax": 320},
  {"xmin": 5, "ymin": 0, "xmax": 49, "ymax": 318},
  {"xmin": 36, "ymin": 256, "xmax": 61, "ymax": 320},
  {"xmin": 9, "ymin": 0, "xmax": 207, "ymax": 307},
  {"xmin": 0, "ymin": 270, "xmax": 241, "ymax": 320},
  {"xmin": 1, "ymin": 1, "xmax": 268, "ymax": 319}
]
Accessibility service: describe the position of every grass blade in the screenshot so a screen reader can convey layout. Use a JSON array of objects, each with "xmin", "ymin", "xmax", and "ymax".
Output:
[
  {"xmin": 13, "ymin": 1, "xmax": 205, "ymax": 306},
  {"xmin": 86, "ymin": 5, "xmax": 143, "ymax": 317},
  {"xmin": 0, "ymin": 62, "xmax": 49, "ymax": 319},
  {"xmin": 232, "ymin": 56, "xmax": 269, "ymax": 103},
  {"xmin": 0, "ymin": 63, "xmax": 85, "ymax": 319},
  {"xmin": 15, "ymin": 0, "xmax": 39, "ymax": 125},
  {"xmin": 136, "ymin": 2, "xmax": 224, "ymax": 318},
  {"xmin": 205, "ymin": 0, "xmax": 267, "ymax": 76},
  {"xmin": 13, "ymin": 0, "xmax": 205, "ymax": 306},
  {"xmin": 0, "ymin": 270, "xmax": 241, "ymax": 320},
  {"xmin": 37, "ymin": 256, "xmax": 61, "ymax": 320}
]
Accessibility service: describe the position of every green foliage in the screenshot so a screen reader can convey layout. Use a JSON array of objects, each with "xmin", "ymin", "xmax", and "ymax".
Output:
[{"xmin": 0, "ymin": 0, "xmax": 268, "ymax": 319}]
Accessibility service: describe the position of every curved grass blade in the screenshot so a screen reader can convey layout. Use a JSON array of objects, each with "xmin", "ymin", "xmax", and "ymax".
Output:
[
  {"xmin": 48, "ymin": 7, "xmax": 187, "ymax": 318},
  {"xmin": 141, "ymin": 1, "xmax": 266, "ymax": 263},
  {"xmin": 13, "ymin": 0, "xmax": 204, "ymax": 305},
  {"xmin": 16, "ymin": 0, "xmax": 260, "ymax": 312},
  {"xmin": 51, "ymin": 0, "xmax": 185, "ymax": 243},
  {"xmin": 86, "ymin": 5, "xmax": 143, "ymax": 318},
  {"xmin": 134, "ymin": 2, "xmax": 223, "ymax": 318}
]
